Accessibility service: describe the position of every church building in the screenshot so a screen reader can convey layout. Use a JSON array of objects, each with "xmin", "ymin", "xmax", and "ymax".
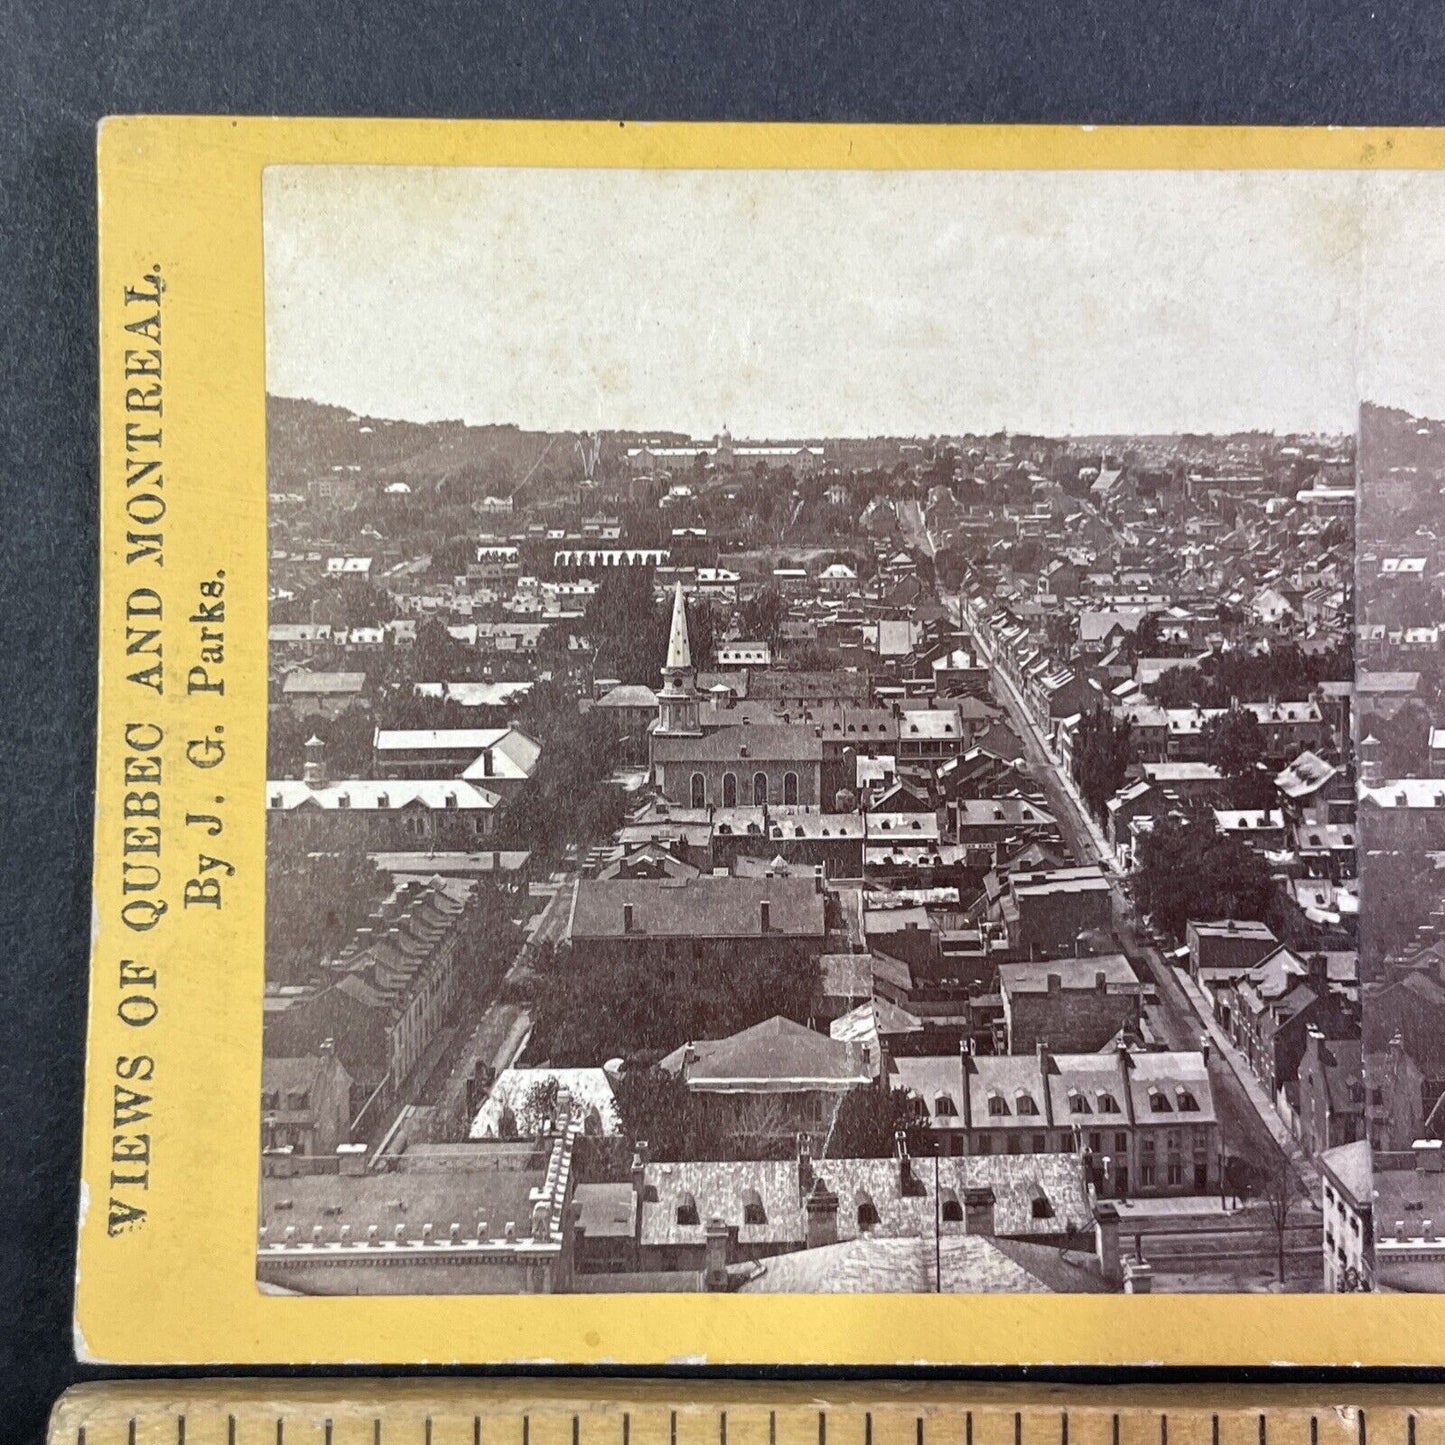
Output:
[{"xmin": 650, "ymin": 582, "xmax": 823, "ymax": 809}]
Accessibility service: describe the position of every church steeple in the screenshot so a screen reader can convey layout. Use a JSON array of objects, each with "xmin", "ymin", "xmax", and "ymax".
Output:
[
  {"xmin": 656, "ymin": 581, "xmax": 701, "ymax": 736},
  {"xmin": 665, "ymin": 578, "xmax": 692, "ymax": 671}
]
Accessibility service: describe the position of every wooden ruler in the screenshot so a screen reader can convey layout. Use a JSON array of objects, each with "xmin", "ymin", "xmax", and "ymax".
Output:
[{"xmin": 45, "ymin": 1383, "xmax": 1445, "ymax": 1445}]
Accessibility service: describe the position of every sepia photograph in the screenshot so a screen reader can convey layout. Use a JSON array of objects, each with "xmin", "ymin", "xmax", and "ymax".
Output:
[{"xmin": 255, "ymin": 163, "xmax": 1443, "ymax": 1296}]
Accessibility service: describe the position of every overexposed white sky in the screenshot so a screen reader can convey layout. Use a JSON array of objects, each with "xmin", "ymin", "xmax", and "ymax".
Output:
[{"xmin": 263, "ymin": 165, "xmax": 1445, "ymax": 437}]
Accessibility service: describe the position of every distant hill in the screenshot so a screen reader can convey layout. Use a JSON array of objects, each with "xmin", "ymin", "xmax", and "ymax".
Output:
[
  {"xmin": 1360, "ymin": 401, "xmax": 1445, "ymax": 540},
  {"xmin": 265, "ymin": 395, "xmax": 671, "ymax": 500}
]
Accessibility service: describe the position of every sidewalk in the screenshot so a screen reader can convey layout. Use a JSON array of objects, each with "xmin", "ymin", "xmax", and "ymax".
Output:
[{"xmin": 1175, "ymin": 970, "xmax": 1321, "ymax": 1193}]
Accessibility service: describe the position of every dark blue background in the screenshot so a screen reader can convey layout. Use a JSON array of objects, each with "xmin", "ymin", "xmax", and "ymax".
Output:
[{"xmin": 5, "ymin": 2, "xmax": 1445, "ymax": 1441}]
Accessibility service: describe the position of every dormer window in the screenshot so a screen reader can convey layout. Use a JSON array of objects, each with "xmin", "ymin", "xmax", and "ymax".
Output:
[
  {"xmin": 856, "ymin": 1191, "xmax": 880, "ymax": 1229},
  {"xmin": 1015, "ymin": 1091, "xmax": 1038, "ymax": 1116},
  {"xmin": 1149, "ymin": 1088, "xmax": 1172, "ymax": 1113},
  {"xmin": 741, "ymin": 1188, "xmax": 766, "ymax": 1226},
  {"xmin": 676, "ymin": 1191, "xmax": 700, "ymax": 1227},
  {"xmin": 934, "ymin": 1092, "xmax": 957, "ymax": 1118},
  {"xmin": 1176, "ymin": 1087, "xmax": 1199, "ymax": 1112},
  {"xmin": 1095, "ymin": 1091, "xmax": 1119, "ymax": 1113},
  {"xmin": 1068, "ymin": 1090, "xmax": 1090, "ymax": 1114},
  {"xmin": 987, "ymin": 1091, "xmax": 1008, "ymax": 1117}
]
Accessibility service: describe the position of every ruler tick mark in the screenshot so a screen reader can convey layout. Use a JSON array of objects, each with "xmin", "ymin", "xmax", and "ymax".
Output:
[
  {"xmin": 671, "ymin": 1412, "xmax": 678, "ymax": 1445},
  {"xmin": 277, "ymin": 1418, "xmax": 284, "ymax": 1445},
  {"xmin": 228, "ymin": 1416, "xmax": 236, "ymax": 1445},
  {"xmin": 476, "ymin": 1417, "xmax": 482, "ymax": 1445},
  {"xmin": 1259, "ymin": 1414, "xmax": 1267, "ymax": 1445},
  {"xmin": 427, "ymin": 1418, "xmax": 434, "ymax": 1445},
  {"xmin": 721, "ymin": 1411, "xmax": 728, "ymax": 1445},
  {"xmin": 770, "ymin": 1412, "xmax": 777, "ymax": 1445},
  {"xmin": 1358, "ymin": 1412, "xmax": 1366, "ymax": 1445},
  {"xmin": 1409, "ymin": 1418, "xmax": 1417, "ymax": 1445},
  {"xmin": 130, "ymin": 1420, "xmax": 137, "ymax": 1445},
  {"xmin": 1211, "ymin": 1417, "xmax": 1219, "ymax": 1445},
  {"xmin": 324, "ymin": 1420, "xmax": 332, "ymax": 1445},
  {"xmin": 821, "ymin": 1412, "xmax": 828, "ymax": 1445},
  {"xmin": 918, "ymin": 1418, "xmax": 925, "ymax": 1445},
  {"xmin": 624, "ymin": 1414, "xmax": 631, "ymax": 1445},
  {"xmin": 966, "ymin": 1412, "xmax": 974, "ymax": 1445},
  {"xmin": 178, "ymin": 1416, "xmax": 186, "ymax": 1445},
  {"xmin": 1016, "ymin": 1413, "xmax": 1022, "ymax": 1445},
  {"xmin": 866, "ymin": 1412, "xmax": 873, "ymax": 1445},
  {"xmin": 526, "ymin": 1416, "xmax": 532, "ymax": 1445},
  {"xmin": 1061, "ymin": 1413, "xmax": 1068, "ymax": 1445},
  {"xmin": 1112, "ymin": 1417, "xmax": 1120, "ymax": 1445},
  {"xmin": 574, "ymin": 1416, "xmax": 581, "ymax": 1445},
  {"xmin": 1310, "ymin": 1420, "xmax": 1318, "ymax": 1445}
]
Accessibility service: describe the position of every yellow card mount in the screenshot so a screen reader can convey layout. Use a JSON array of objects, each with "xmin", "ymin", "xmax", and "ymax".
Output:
[{"xmin": 45, "ymin": 1383, "xmax": 1442, "ymax": 1445}]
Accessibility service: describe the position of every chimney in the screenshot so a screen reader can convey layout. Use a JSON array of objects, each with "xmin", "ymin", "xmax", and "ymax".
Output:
[
  {"xmin": 798, "ymin": 1133, "xmax": 815, "ymax": 1193},
  {"xmin": 703, "ymin": 1216, "xmax": 730, "ymax": 1290},
  {"xmin": 890, "ymin": 1127, "xmax": 913, "ymax": 1196},
  {"xmin": 630, "ymin": 1145, "xmax": 649, "ymax": 1218},
  {"xmin": 1095, "ymin": 970, "xmax": 1108, "ymax": 993},
  {"xmin": 1094, "ymin": 1201, "xmax": 1122, "ymax": 1287},
  {"xmin": 532, "ymin": 1200, "xmax": 551, "ymax": 1243},
  {"xmin": 1414, "ymin": 1139, "xmax": 1444, "ymax": 1173},
  {"xmin": 962, "ymin": 1185, "xmax": 996, "ymax": 1236},
  {"xmin": 1123, "ymin": 1257, "xmax": 1155, "ymax": 1294},
  {"xmin": 1047, "ymin": 973, "xmax": 1062, "ymax": 994},
  {"xmin": 480, "ymin": 747, "xmax": 494, "ymax": 777},
  {"xmin": 623, "ymin": 903, "xmax": 635, "ymax": 933},
  {"xmin": 804, "ymin": 1178, "xmax": 839, "ymax": 1248},
  {"xmin": 303, "ymin": 735, "xmax": 327, "ymax": 787},
  {"xmin": 336, "ymin": 1142, "xmax": 368, "ymax": 1177},
  {"xmin": 759, "ymin": 900, "xmax": 771, "ymax": 934}
]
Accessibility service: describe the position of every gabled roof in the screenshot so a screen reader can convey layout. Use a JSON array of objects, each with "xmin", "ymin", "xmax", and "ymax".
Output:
[{"xmin": 661, "ymin": 1016, "xmax": 868, "ymax": 1089}]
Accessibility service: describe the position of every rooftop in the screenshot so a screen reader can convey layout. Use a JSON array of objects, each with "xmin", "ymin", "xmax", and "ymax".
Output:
[{"xmin": 569, "ymin": 876, "xmax": 826, "ymax": 941}]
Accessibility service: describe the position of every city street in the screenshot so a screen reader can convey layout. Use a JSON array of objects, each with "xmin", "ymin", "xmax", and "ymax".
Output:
[{"xmin": 959, "ymin": 592, "xmax": 1320, "ymax": 1208}]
